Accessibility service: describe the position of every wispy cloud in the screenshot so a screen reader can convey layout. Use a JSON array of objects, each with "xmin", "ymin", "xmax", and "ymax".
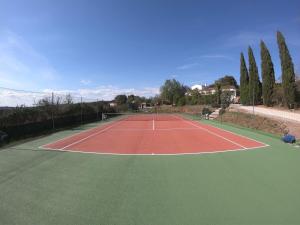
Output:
[
  {"xmin": 200, "ymin": 54, "xmax": 233, "ymax": 60},
  {"xmin": 224, "ymin": 31, "xmax": 274, "ymax": 48},
  {"xmin": 0, "ymin": 30, "xmax": 60, "ymax": 89},
  {"xmin": 177, "ymin": 54, "xmax": 233, "ymax": 71},
  {"xmin": 177, "ymin": 63, "xmax": 200, "ymax": 70},
  {"xmin": 0, "ymin": 86, "xmax": 160, "ymax": 107},
  {"xmin": 80, "ymin": 79, "xmax": 92, "ymax": 85}
]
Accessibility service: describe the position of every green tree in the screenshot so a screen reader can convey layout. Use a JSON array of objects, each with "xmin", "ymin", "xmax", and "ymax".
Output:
[
  {"xmin": 277, "ymin": 31, "xmax": 297, "ymax": 108},
  {"xmin": 160, "ymin": 79, "xmax": 187, "ymax": 105},
  {"xmin": 240, "ymin": 52, "xmax": 249, "ymax": 105},
  {"xmin": 220, "ymin": 91, "xmax": 232, "ymax": 109},
  {"xmin": 127, "ymin": 95, "xmax": 135, "ymax": 103},
  {"xmin": 248, "ymin": 47, "xmax": 262, "ymax": 105},
  {"xmin": 114, "ymin": 95, "xmax": 127, "ymax": 105},
  {"xmin": 215, "ymin": 82, "xmax": 222, "ymax": 106},
  {"xmin": 216, "ymin": 75, "xmax": 238, "ymax": 88},
  {"xmin": 260, "ymin": 41, "xmax": 275, "ymax": 106},
  {"xmin": 273, "ymin": 83, "xmax": 284, "ymax": 106},
  {"xmin": 177, "ymin": 97, "xmax": 186, "ymax": 106},
  {"xmin": 185, "ymin": 89, "xmax": 203, "ymax": 105}
]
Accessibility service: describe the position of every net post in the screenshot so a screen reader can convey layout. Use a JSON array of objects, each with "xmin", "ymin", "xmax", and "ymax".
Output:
[{"xmin": 101, "ymin": 112, "xmax": 106, "ymax": 121}]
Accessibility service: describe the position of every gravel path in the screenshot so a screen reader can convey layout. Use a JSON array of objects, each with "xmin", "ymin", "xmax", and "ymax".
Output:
[{"xmin": 230, "ymin": 105, "xmax": 300, "ymax": 123}]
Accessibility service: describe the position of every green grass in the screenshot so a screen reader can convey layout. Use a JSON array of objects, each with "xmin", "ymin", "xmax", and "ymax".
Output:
[{"xmin": 0, "ymin": 118, "xmax": 300, "ymax": 225}]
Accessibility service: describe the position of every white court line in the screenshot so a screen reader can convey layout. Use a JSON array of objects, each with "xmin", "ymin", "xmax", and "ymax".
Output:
[
  {"xmin": 180, "ymin": 114, "xmax": 268, "ymax": 147},
  {"xmin": 152, "ymin": 119, "xmax": 155, "ymax": 131},
  {"xmin": 59, "ymin": 120, "xmax": 123, "ymax": 150},
  {"xmin": 40, "ymin": 144, "xmax": 268, "ymax": 156},
  {"xmin": 172, "ymin": 115, "xmax": 247, "ymax": 149},
  {"xmin": 109, "ymin": 127, "xmax": 200, "ymax": 131},
  {"xmin": 40, "ymin": 120, "xmax": 119, "ymax": 149},
  {"xmin": 174, "ymin": 114, "xmax": 268, "ymax": 147},
  {"xmin": 205, "ymin": 122, "xmax": 269, "ymax": 146}
]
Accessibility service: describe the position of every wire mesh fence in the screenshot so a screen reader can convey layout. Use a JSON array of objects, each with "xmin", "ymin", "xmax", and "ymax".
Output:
[{"xmin": 0, "ymin": 87, "xmax": 116, "ymax": 140}]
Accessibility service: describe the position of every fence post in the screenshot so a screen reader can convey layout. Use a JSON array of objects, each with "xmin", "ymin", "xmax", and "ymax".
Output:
[
  {"xmin": 96, "ymin": 99, "xmax": 99, "ymax": 120},
  {"xmin": 80, "ymin": 97, "xmax": 83, "ymax": 124},
  {"xmin": 51, "ymin": 92, "xmax": 55, "ymax": 129}
]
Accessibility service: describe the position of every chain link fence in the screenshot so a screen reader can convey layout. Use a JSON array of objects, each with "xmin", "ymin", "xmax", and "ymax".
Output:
[{"xmin": 0, "ymin": 87, "xmax": 116, "ymax": 140}]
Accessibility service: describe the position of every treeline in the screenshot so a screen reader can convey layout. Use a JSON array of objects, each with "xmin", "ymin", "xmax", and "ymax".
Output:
[
  {"xmin": 240, "ymin": 31, "xmax": 299, "ymax": 108},
  {"xmin": 113, "ymin": 94, "xmax": 152, "ymax": 111},
  {"xmin": 157, "ymin": 76, "xmax": 238, "ymax": 108},
  {"xmin": 0, "ymin": 95, "xmax": 115, "ymax": 140}
]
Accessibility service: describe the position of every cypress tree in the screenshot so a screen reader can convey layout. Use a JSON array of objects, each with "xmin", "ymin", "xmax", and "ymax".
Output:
[
  {"xmin": 240, "ymin": 53, "xmax": 249, "ymax": 105},
  {"xmin": 248, "ymin": 46, "xmax": 262, "ymax": 105},
  {"xmin": 277, "ymin": 31, "xmax": 296, "ymax": 109},
  {"xmin": 260, "ymin": 41, "xmax": 275, "ymax": 106}
]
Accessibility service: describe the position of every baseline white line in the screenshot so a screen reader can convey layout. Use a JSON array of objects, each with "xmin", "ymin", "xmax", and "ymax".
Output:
[
  {"xmin": 172, "ymin": 115, "xmax": 247, "ymax": 149},
  {"xmin": 40, "ymin": 144, "xmax": 269, "ymax": 156},
  {"xmin": 109, "ymin": 128, "xmax": 200, "ymax": 131},
  {"xmin": 59, "ymin": 120, "xmax": 123, "ymax": 150}
]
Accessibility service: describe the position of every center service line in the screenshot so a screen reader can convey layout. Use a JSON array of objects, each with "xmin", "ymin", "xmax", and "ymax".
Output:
[{"xmin": 152, "ymin": 119, "xmax": 155, "ymax": 131}]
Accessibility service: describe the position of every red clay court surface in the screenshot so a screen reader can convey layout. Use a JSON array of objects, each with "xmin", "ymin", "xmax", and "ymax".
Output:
[{"xmin": 42, "ymin": 114, "xmax": 268, "ymax": 155}]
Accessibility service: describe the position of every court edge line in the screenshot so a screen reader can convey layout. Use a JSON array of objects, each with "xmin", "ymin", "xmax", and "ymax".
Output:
[
  {"xmin": 178, "ymin": 114, "xmax": 269, "ymax": 147},
  {"xmin": 39, "ymin": 144, "xmax": 269, "ymax": 156},
  {"xmin": 175, "ymin": 115, "xmax": 248, "ymax": 149},
  {"xmin": 58, "ymin": 120, "xmax": 123, "ymax": 150},
  {"xmin": 40, "ymin": 120, "xmax": 118, "ymax": 149},
  {"xmin": 187, "ymin": 116, "xmax": 269, "ymax": 146}
]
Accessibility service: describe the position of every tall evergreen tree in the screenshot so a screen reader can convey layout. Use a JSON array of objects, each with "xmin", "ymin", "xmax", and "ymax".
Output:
[
  {"xmin": 215, "ymin": 82, "xmax": 222, "ymax": 106},
  {"xmin": 260, "ymin": 41, "xmax": 275, "ymax": 106},
  {"xmin": 240, "ymin": 53, "xmax": 249, "ymax": 105},
  {"xmin": 248, "ymin": 47, "xmax": 262, "ymax": 105},
  {"xmin": 277, "ymin": 31, "xmax": 296, "ymax": 108}
]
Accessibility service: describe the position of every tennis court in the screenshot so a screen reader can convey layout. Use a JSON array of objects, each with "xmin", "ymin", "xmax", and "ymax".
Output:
[
  {"xmin": 42, "ymin": 114, "xmax": 267, "ymax": 155},
  {"xmin": 1, "ymin": 116, "xmax": 300, "ymax": 225}
]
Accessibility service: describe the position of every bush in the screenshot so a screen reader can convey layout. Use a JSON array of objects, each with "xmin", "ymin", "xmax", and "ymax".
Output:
[
  {"xmin": 177, "ymin": 97, "xmax": 186, "ymax": 106},
  {"xmin": 202, "ymin": 107, "xmax": 212, "ymax": 115}
]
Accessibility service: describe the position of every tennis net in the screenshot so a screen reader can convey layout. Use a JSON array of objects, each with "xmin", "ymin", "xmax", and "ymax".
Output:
[{"xmin": 102, "ymin": 113, "xmax": 185, "ymax": 121}]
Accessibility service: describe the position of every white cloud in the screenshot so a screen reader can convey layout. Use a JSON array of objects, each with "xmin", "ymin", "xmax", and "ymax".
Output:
[
  {"xmin": 80, "ymin": 79, "xmax": 92, "ymax": 85},
  {"xmin": 0, "ymin": 86, "xmax": 160, "ymax": 107},
  {"xmin": 0, "ymin": 30, "xmax": 60, "ymax": 89},
  {"xmin": 0, "ymin": 88, "xmax": 51, "ymax": 107}
]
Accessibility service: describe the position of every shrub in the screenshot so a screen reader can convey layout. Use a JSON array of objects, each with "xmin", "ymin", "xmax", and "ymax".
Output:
[{"xmin": 202, "ymin": 107, "xmax": 212, "ymax": 115}]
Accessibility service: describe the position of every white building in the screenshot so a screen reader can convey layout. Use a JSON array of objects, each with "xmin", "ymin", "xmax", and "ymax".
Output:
[
  {"xmin": 189, "ymin": 84, "xmax": 238, "ymax": 102},
  {"xmin": 191, "ymin": 84, "xmax": 203, "ymax": 91}
]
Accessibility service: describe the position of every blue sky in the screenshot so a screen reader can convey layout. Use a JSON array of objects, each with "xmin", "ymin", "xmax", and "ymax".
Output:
[{"xmin": 0, "ymin": 0, "xmax": 299, "ymax": 102}]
